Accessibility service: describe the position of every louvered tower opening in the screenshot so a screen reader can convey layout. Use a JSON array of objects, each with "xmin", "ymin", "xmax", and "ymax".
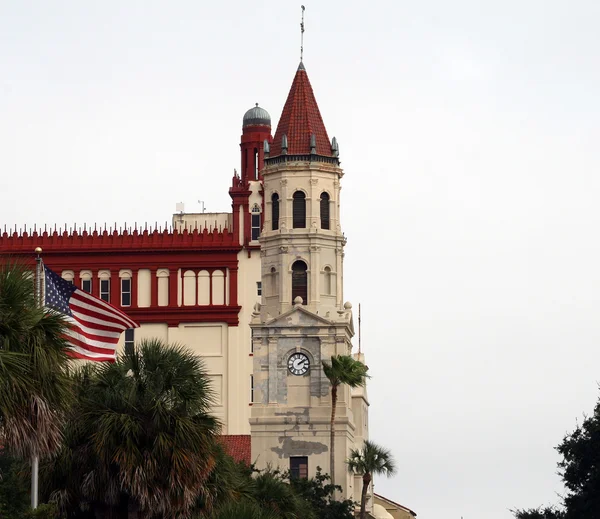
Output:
[
  {"xmin": 291, "ymin": 261, "xmax": 308, "ymax": 304},
  {"xmin": 272, "ymin": 193, "xmax": 280, "ymax": 230},
  {"xmin": 293, "ymin": 191, "xmax": 306, "ymax": 228},
  {"xmin": 320, "ymin": 192, "xmax": 330, "ymax": 230}
]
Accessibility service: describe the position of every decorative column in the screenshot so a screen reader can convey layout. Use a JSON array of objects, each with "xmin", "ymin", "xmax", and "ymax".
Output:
[
  {"xmin": 91, "ymin": 270, "xmax": 99, "ymax": 297},
  {"xmin": 150, "ymin": 268, "xmax": 158, "ymax": 307},
  {"xmin": 131, "ymin": 270, "xmax": 138, "ymax": 308},
  {"xmin": 169, "ymin": 269, "xmax": 178, "ymax": 307},
  {"xmin": 110, "ymin": 270, "xmax": 119, "ymax": 307},
  {"xmin": 229, "ymin": 267, "xmax": 238, "ymax": 306}
]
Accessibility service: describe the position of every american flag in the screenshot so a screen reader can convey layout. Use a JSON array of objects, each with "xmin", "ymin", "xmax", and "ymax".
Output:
[{"xmin": 44, "ymin": 266, "xmax": 139, "ymax": 362}]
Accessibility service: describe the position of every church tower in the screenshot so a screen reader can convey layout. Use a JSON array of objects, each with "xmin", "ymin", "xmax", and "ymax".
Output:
[{"xmin": 250, "ymin": 62, "xmax": 362, "ymax": 500}]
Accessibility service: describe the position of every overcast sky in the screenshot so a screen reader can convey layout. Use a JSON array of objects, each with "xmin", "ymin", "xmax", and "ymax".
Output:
[{"xmin": 2, "ymin": 1, "xmax": 600, "ymax": 517}]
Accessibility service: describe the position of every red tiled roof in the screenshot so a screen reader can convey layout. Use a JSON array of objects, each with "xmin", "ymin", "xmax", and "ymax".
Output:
[
  {"xmin": 271, "ymin": 62, "xmax": 331, "ymax": 157},
  {"xmin": 219, "ymin": 434, "xmax": 251, "ymax": 465}
]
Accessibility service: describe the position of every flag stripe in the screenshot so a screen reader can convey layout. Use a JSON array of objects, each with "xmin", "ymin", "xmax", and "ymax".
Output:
[
  {"xmin": 66, "ymin": 334, "xmax": 120, "ymax": 354},
  {"xmin": 71, "ymin": 291, "xmax": 138, "ymax": 328},
  {"xmin": 66, "ymin": 347, "xmax": 117, "ymax": 362},
  {"xmin": 71, "ymin": 307, "xmax": 130, "ymax": 332},
  {"xmin": 44, "ymin": 266, "xmax": 139, "ymax": 362},
  {"xmin": 65, "ymin": 329, "xmax": 120, "ymax": 349},
  {"xmin": 70, "ymin": 298, "xmax": 136, "ymax": 328},
  {"xmin": 66, "ymin": 318, "xmax": 123, "ymax": 339}
]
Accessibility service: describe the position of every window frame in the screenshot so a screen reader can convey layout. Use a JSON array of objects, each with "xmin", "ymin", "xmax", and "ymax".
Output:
[
  {"xmin": 291, "ymin": 260, "xmax": 308, "ymax": 304},
  {"xmin": 320, "ymin": 192, "xmax": 330, "ymax": 230},
  {"xmin": 121, "ymin": 277, "xmax": 132, "ymax": 307},
  {"xmin": 251, "ymin": 204, "xmax": 261, "ymax": 241},
  {"xmin": 82, "ymin": 279, "xmax": 92, "ymax": 293},
  {"xmin": 290, "ymin": 456, "xmax": 308, "ymax": 480},
  {"xmin": 99, "ymin": 279, "xmax": 110, "ymax": 302},
  {"xmin": 124, "ymin": 328, "xmax": 134, "ymax": 354},
  {"xmin": 292, "ymin": 191, "xmax": 306, "ymax": 229},
  {"xmin": 271, "ymin": 193, "xmax": 280, "ymax": 230}
]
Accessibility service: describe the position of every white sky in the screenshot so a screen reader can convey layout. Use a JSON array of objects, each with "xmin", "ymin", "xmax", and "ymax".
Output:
[{"xmin": 2, "ymin": 1, "xmax": 600, "ymax": 518}]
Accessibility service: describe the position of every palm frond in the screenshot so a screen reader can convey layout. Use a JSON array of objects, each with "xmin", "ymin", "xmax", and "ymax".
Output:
[{"xmin": 322, "ymin": 355, "xmax": 369, "ymax": 388}]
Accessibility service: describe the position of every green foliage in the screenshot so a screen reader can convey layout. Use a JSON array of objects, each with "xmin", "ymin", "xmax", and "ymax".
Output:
[
  {"xmin": 321, "ymin": 355, "xmax": 369, "ymax": 390},
  {"xmin": 322, "ymin": 355, "xmax": 369, "ymax": 487},
  {"xmin": 513, "ymin": 391, "xmax": 600, "ymax": 519},
  {"xmin": 0, "ymin": 260, "xmax": 73, "ymax": 460},
  {"xmin": 44, "ymin": 339, "xmax": 222, "ymax": 518},
  {"xmin": 347, "ymin": 440, "xmax": 397, "ymax": 479},
  {"xmin": 288, "ymin": 467, "xmax": 355, "ymax": 519},
  {"xmin": 512, "ymin": 507, "xmax": 565, "ymax": 519},
  {"xmin": 347, "ymin": 440, "xmax": 396, "ymax": 519},
  {"xmin": 0, "ymin": 454, "xmax": 59, "ymax": 519}
]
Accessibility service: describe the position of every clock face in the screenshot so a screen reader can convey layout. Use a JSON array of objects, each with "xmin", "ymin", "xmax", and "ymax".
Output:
[{"xmin": 288, "ymin": 352, "xmax": 310, "ymax": 376}]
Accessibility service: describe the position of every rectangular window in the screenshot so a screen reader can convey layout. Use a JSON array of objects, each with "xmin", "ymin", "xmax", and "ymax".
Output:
[
  {"xmin": 124, "ymin": 328, "xmax": 134, "ymax": 354},
  {"xmin": 251, "ymin": 213, "xmax": 261, "ymax": 241},
  {"xmin": 257, "ymin": 281, "xmax": 262, "ymax": 296},
  {"xmin": 82, "ymin": 279, "xmax": 92, "ymax": 293},
  {"xmin": 290, "ymin": 457, "xmax": 308, "ymax": 479},
  {"xmin": 100, "ymin": 279, "xmax": 110, "ymax": 302},
  {"xmin": 121, "ymin": 278, "xmax": 131, "ymax": 306},
  {"xmin": 250, "ymin": 374, "xmax": 254, "ymax": 403}
]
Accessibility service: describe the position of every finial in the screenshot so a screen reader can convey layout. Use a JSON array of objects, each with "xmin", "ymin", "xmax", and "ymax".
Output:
[
  {"xmin": 331, "ymin": 136, "xmax": 339, "ymax": 157},
  {"xmin": 300, "ymin": 5, "xmax": 305, "ymax": 62},
  {"xmin": 282, "ymin": 134, "xmax": 288, "ymax": 155},
  {"xmin": 34, "ymin": 247, "xmax": 42, "ymax": 255},
  {"xmin": 255, "ymin": 102, "xmax": 259, "ymax": 107}
]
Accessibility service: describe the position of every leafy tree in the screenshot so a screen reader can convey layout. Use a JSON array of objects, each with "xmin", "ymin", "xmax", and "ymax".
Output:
[
  {"xmin": 288, "ymin": 467, "xmax": 354, "ymax": 519},
  {"xmin": 347, "ymin": 440, "xmax": 397, "ymax": 519},
  {"xmin": 512, "ymin": 507, "xmax": 565, "ymax": 519},
  {"xmin": 251, "ymin": 469, "xmax": 315, "ymax": 519},
  {"xmin": 322, "ymin": 355, "xmax": 368, "ymax": 487},
  {"xmin": 0, "ymin": 260, "xmax": 73, "ymax": 461},
  {"xmin": 513, "ymin": 391, "xmax": 600, "ymax": 519},
  {"xmin": 45, "ymin": 339, "xmax": 221, "ymax": 518}
]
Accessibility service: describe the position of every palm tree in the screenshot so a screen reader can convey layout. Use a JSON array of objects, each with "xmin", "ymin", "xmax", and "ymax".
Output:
[
  {"xmin": 322, "ymin": 355, "xmax": 368, "ymax": 488},
  {"xmin": 346, "ymin": 440, "xmax": 397, "ymax": 519},
  {"xmin": 47, "ymin": 339, "xmax": 222, "ymax": 518},
  {"xmin": 0, "ymin": 260, "xmax": 72, "ymax": 461}
]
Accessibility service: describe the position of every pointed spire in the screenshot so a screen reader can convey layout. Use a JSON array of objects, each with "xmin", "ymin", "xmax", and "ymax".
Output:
[{"xmin": 270, "ymin": 63, "xmax": 331, "ymax": 157}]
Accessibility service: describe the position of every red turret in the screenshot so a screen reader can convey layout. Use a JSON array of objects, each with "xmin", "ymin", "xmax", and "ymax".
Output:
[
  {"xmin": 240, "ymin": 104, "xmax": 272, "ymax": 182},
  {"xmin": 230, "ymin": 104, "xmax": 273, "ymax": 247}
]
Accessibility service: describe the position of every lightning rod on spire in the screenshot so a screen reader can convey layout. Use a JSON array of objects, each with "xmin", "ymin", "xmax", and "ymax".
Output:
[
  {"xmin": 300, "ymin": 5, "xmax": 305, "ymax": 62},
  {"xmin": 358, "ymin": 303, "xmax": 362, "ymax": 354}
]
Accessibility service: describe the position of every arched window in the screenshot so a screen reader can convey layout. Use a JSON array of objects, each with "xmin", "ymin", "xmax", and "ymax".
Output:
[
  {"xmin": 271, "ymin": 193, "xmax": 280, "ymax": 230},
  {"xmin": 291, "ymin": 261, "xmax": 308, "ymax": 304},
  {"xmin": 324, "ymin": 266, "xmax": 332, "ymax": 295},
  {"xmin": 293, "ymin": 191, "xmax": 306, "ymax": 228},
  {"xmin": 270, "ymin": 266, "xmax": 277, "ymax": 296},
  {"xmin": 320, "ymin": 192, "xmax": 330, "ymax": 230}
]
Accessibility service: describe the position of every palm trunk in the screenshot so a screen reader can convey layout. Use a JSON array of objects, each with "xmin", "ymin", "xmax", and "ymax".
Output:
[
  {"xmin": 330, "ymin": 383, "xmax": 338, "ymax": 490},
  {"xmin": 360, "ymin": 472, "xmax": 372, "ymax": 519}
]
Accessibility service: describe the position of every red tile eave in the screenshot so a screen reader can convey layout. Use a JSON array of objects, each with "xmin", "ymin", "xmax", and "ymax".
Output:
[
  {"xmin": 219, "ymin": 434, "xmax": 251, "ymax": 465},
  {"xmin": 271, "ymin": 66, "xmax": 331, "ymax": 157}
]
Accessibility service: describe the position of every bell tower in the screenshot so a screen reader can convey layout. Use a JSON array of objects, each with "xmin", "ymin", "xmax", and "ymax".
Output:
[{"xmin": 250, "ymin": 62, "xmax": 360, "ymax": 500}]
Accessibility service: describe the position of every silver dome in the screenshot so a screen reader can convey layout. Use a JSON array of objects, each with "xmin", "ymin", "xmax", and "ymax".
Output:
[{"xmin": 243, "ymin": 103, "xmax": 271, "ymax": 128}]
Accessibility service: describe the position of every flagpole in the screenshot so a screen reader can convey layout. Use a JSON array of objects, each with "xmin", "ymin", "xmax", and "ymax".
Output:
[{"xmin": 31, "ymin": 246, "xmax": 42, "ymax": 510}]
